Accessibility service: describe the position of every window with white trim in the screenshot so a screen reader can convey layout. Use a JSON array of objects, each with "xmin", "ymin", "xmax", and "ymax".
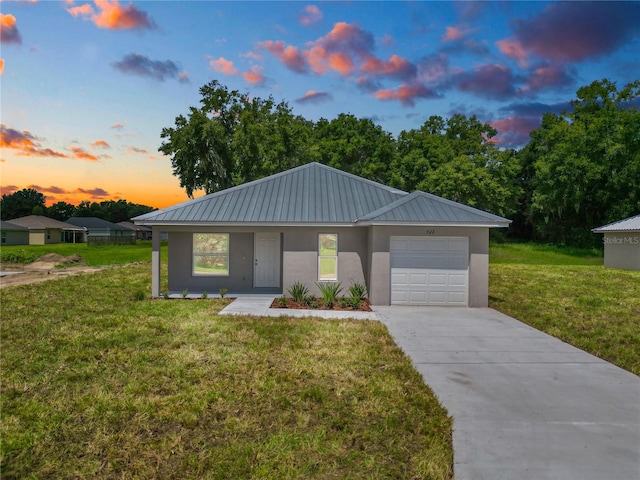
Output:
[
  {"xmin": 193, "ymin": 233, "xmax": 229, "ymax": 276},
  {"xmin": 318, "ymin": 233, "xmax": 338, "ymax": 281}
]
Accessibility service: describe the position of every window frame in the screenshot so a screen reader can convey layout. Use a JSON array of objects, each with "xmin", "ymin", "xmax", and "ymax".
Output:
[
  {"xmin": 318, "ymin": 233, "xmax": 338, "ymax": 282},
  {"xmin": 192, "ymin": 233, "xmax": 230, "ymax": 277}
]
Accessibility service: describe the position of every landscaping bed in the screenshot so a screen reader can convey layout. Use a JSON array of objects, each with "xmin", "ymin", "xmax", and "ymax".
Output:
[{"xmin": 271, "ymin": 297, "xmax": 372, "ymax": 311}]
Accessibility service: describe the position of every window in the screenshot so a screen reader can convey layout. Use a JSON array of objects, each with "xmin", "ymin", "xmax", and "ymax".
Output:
[
  {"xmin": 193, "ymin": 233, "xmax": 229, "ymax": 276},
  {"xmin": 318, "ymin": 233, "xmax": 338, "ymax": 281},
  {"xmin": 1, "ymin": 231, "xmax": 6, "ymax": 244}
]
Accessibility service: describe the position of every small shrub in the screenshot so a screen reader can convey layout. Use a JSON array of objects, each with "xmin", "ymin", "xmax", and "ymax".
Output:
[
  {"xmin": 348, "ymin": 282, "xmax": 367, "ymax": 300},
  {"xmin": 304, "ymin": 295, "xmax": 316, "ymax": 307},
  {"xmin": 219, "ymin": 288, "xmax": 228, "ymax": 298},
  {"xmin": 162, "ymin": 291, "xmax": 170, "ymax": 300},
  {"xmin": 132, "ymin": 289, "xmax": 146, "ymax": 301},
  {"xmin": 287, "ymin": 282, "xmax": 309, "ymax": 303},
  {"xmin": 316, "ymin": 282, "xmax": 343, "ymax": 309},
  {"xmin": 309, "ymin": 300, "xmax": 319, "ymax": 309},
  {"xmin": 277, "ymin": 296, "xmax": 287, "ymax": 307},
  {"xmin": 349, "ymin": 296, "xmax": 362, "ymax": 310},
  {"xmin": 182, "ymin": 289, "xmax": 189, "ymax": 298},
  {"xmin": 201, "ymin": 291, "xmax": 208, "ymax": 299},
  {"xmin": 339, "ymin": 297, "xmax": 349, "ymax": 308}
]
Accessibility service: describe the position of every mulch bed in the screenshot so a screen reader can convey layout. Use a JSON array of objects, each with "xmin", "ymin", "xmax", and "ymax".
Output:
[{"xmin": 270, "ymin": 297, "xmax": 372, "ymax": 312}]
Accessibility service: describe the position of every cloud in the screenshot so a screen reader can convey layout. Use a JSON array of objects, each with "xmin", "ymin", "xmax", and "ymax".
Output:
[
  {"xmin": 1, "ymin": 13, "xmax": 22, "ymax": 45},
  {"xmin": 496, "ymin": 38, "xmax": 528, "ymax": 67},
  {"xmin": 0, "ymin": 185, "xmax": 20, "ymax": 196},
  {"xmin": 110, "ymin": 122, "xmax": 124, "ymax": 130},
  {"xmin": 375, "ymin": 83, "xmax": 438, "ymax": 107},
  {"xmin": 112, "ymin": 53, "xmax": 188, "ymax": 82},
  {"xmin": 125, "ymin": 146, "xmax": 148, "ymax": 155},
  {"xmin": 67, "ymin": 0, "xmax": 156, "ymax": 31},
  {"xmin": 0, "ymin": 58, "xmax": 4, "ymax": 76},
  {"xmin": 27, "ymin": 185, "xmax": 69, "ymax": 194},
  {"xmin": 490, "ymin": 116, "xmax": 542, "ymax": 148},
  {"xmin": 299, "ymin": 5, "xmax": 322, "ymax": 26},
  {"xmin": 295, "ymin": 90, "xmax": 332, "ymax": 104},
  {"xmin": 0, "ymin": 124, "xmax": 68, "ymax": 157},
  {"xmin": 507, "ymin": 2, "xmax": 640, "ymax": 64},
  {"xmin": 498, "ymin": 101, "xmax": 570, "ymax": 118},
  {"xmin": 442, "ymin": 26, "xmax": 469, "ymax": 42},
  {"xmin": 519, "ymin": 64, "xmax": 573, "ymax": 94},
  {"xmin": 361, "ymin": 54, "xmax": 417, "ymax": 80},
  {"xmin": 91, "ymin": 139, "xmax": 111, "ymax": 149},
  {"xmin": 76, "ymin": 187, "xmax": 110, "ymax": 198},
  {"xmin": 208, "ymin": 56, "xmax": 238, "ymax": 75},
  {"xmin": 259, "ymin": 40, "xmax": 308, "ymax": 73},
  {"xmin": 243, "ymin": 66, "xmax": 265, "ymax": 84},
  {"xmin": 455, "ymin": 64, "xmax": 516, "ymax": 100},
  {"xmin": 70, "ymin": 146, "xmax": 99, "ymax": 161}
]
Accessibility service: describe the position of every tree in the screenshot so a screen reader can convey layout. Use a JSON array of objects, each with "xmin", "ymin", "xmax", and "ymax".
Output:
[
  {"xmin": 525, "ymin": 79, "xmax": 640, "ymax": 245},
  {"xmin": 0, "ymin": 188, "xmax": 46, "ymax": 220},
  {"xmin": 47, "ymin": 201, "xmax": 77, "ymax": 221},
  {"xmin": 160, "ymin": 80, "xmax": 312, "ymax": 197}
]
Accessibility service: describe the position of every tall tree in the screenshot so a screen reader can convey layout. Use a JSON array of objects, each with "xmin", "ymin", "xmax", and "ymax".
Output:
[
  {"xmin": 526, "ymin": 79, "xmax": 640, "ymax": 245},
  {"xmin": 47, "ymin": 201, "xmax": 77, "ymax": 221},
  {"xmin": 160, "ymin": 80, "xmax": 312, "ymax": 197},
  {"xmin": 0, "ymin": 188, "xmax": 46, "ymax": 220}
]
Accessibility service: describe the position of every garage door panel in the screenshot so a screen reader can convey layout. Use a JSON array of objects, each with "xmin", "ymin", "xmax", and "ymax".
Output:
[{"xmin": 391, "ymin": 236, "xmax": 468, "ymax": 306}]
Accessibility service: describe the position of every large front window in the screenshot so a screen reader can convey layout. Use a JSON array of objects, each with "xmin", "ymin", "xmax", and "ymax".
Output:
[
  {"xmin": 318, "ymin": 233, "xmax": 338, "ymax": 281},
  {"xmin": 193, "ymin": 233, "xmax": 229, "ymax": 276}
]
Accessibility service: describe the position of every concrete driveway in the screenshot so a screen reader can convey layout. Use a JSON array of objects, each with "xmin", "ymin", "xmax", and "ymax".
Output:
[{"xmin": 374, "ymin": 306, "xmax": 640, "ymax": 480}]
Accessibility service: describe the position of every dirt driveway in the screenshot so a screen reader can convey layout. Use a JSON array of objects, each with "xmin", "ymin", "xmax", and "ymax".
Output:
[{"xmin": 0, "ymin": 254, "xmax": 104, "ymax": 289}]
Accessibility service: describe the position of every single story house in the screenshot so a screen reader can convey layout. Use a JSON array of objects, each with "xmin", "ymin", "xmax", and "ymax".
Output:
[
  {"xmin": 134, "ymin": 162, "xmax": 510, "ymax": 306},
  {"xmin": 6, "ymin": 215, "xmax": 84, "ymax": 244},
  {"xmin": 1, "ymin": 220, "xmax": 30, "ymax": 245},
  {"xmin": 592, "ymin": 214, "xmax": 640, "ymax": 271},
  {"xmin": 118, "ymin": 221, "xmax": 153, "ymax": 240},
  {"xmin": 66, "ymin": 217, "xmax": 136, "ymax": 245}
]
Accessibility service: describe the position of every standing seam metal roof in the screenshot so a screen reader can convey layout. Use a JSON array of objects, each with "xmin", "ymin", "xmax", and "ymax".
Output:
[{"xmin": 592, "ymin": 214, "xmax": 640, "ymax": 233}]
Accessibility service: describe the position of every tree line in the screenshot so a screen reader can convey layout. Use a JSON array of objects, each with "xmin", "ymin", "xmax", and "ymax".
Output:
[
  {"xmin": 0, "ymin": 190, "xmax": 154, "ymax": 224},
  {"xmin": 160, "ymin": 79, "xmax": 639, "ymax": 247}
]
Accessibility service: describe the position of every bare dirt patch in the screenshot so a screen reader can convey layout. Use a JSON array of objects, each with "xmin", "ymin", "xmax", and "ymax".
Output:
[{"xmin": 0, "ymin": 254, "xmax": 103, "ymax": 289}]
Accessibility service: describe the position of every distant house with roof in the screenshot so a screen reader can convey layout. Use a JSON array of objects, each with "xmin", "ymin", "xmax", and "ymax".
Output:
[
  {"xmin": 592, "ymin": 214, "xmax": 640, "ymax": 271},
  {"xmin": 0, "ymin": 220, "xmax": 30, "ymax": 245},
  {"xmin": 134, "ymin": 163, "xmax": 511, "ymax": 306},
  {"xmin": 6, "ymin": 215, "xmax": 84, "ymax": 244},
  {"xmin": 118, "ymin": 221, "xmax": 152, "ymax": 240},
  {"xmin": 66, "ymin": 217, "xmax": 136, "ymax": 245}
]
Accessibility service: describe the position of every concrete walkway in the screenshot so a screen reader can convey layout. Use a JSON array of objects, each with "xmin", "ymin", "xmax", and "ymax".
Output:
[
  {"xmin": 374, "ymin": 306, "xmax": 640, "ymax": 480},
  {"xmin": 219, "ymin": 296, "xmax": 378, "ymax": 320}
]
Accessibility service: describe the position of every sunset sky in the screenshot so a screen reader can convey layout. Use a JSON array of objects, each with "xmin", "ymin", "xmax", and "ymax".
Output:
[{"xmin": 2, "ymin": 1, "xmax": 639, "ymax": 209}]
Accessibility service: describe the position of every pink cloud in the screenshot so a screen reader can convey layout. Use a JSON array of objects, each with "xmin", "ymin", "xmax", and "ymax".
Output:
[
  {"xmin": 67, "ymin": 0, "xmax": 155, "ymax": 31},
  {"xmin": 70, "ymin": 146, "xmax": 99, "ymax": 161},
  {"xmin": 243, "ymin": 66, "xmax": 265, "ymax": 84},
  {"xmin": 27, "ymin": 185, "xmax": 69, "ymax": 195},
  {"xmin": 490, "ymin": 116, "xmax": 541, "ymax": 148},
  {"xmin": 91, "ymin": 140, "xmax": 111, "ymax": 149},
  {"xmin": 442, "ymin": 26, "xmax": 467, "ymax": 42},
  {"xmin": 76, "ymin": 187, "xmax": 110, "ymax": 198},
  {"xmin": 1, "ymin": 13, "xmax": 22, "ymax": 45},
  {"xmin": 295, "ymin": 90, "xmax": 332, "ymax": 104},
  {"xmin": 0, "ymin": 58, "xmax": 4, "ymax": 76},
  {"xmin": 299, "ymin": 5, "xmax": 322, "ymax": 26},
  {"xmin": 361, "ymin": 54, "xmax": 416, "ymax": 80},
  {"xmin": 209, "ymin": 56, "xmax": 238, "ymax": 75},
  {"xmin": 0, "ymin": 124, "xmax": 68, "ymax": 158},
  {"xmin": 456, "ymin": 64, "xmax": 516, "ymax": 99},
  {"xmin": 0, "ymin": 185, "xmax": 20, "ymax": 196},
  {"xmin": 496, "ymin": 38, "xmax": 528, "ymax": 67},
  {"xmin": 259, "ymin": 40, "xmax": 308, "ymax": 74},
  {"xmin": 375, "ymin": 83, "xmax": 437, "ymax": 107},
  {"xmin": 110, "ymin": 122, "xmax": 124, "ymax": 130},
  {"xmin": 520, "ymin": 65, "xmax": 573, "ymax": 94}
]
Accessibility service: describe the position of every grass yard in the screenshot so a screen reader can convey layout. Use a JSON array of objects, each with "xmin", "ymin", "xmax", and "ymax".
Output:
[
  {"xmin": 1, "ymin": 264, "xmax": 453, "ymax": 479},
  {"xmin": 0, "ymin": 241, "xmax": 166, "ymax": 266},
  {"xmin": 489, "ymin": 243, "xmax": 640, "ymax": 375}
]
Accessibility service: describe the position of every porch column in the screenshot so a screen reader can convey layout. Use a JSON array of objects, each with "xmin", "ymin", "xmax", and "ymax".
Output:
[{"xmin": 151, "ymin": 227, "xmax": 161, "ymax": 297}]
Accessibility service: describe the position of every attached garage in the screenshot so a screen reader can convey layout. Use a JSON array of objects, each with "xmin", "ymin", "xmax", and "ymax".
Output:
[{"xmin": 391, "ymin": 236, "xmax": 469, "ymax": 305}]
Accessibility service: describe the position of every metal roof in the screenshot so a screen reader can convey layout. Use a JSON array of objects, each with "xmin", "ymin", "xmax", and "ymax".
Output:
[
  {"xmin": 65, "ymin": 217, "xmax": 130, "ymax": 230},
  {"xmin": 134, "ymin": 162, "xmax": 406, "ymax": 224},
  {"xmin": 356, "ymin": 191, "xmax": 511, "ymax": 226},
  {"xmin": 592, "ymin": 214, "xmax": 640, "ymax": 233},
  {"xmin": 7, "ymin": 215, "xmax": 84, "ymax": 231},
  {"xmin": 134, "ymin": 162, "xmax": 511, "ymax": 227}
]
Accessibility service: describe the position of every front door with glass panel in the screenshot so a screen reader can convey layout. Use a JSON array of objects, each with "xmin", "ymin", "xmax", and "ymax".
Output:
[{"xmin": 254, "ymin": 232, "xmax": 281, "ymax": 287}]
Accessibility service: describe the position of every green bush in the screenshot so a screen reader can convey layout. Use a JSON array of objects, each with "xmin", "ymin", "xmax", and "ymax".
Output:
[
  {"xmin": 182, "ymin": 289, "xmax": 189, "ymax": 298},
  {"xmin": 0, "ymin": 248, "xmax": 40, "ymax": 264},
  {"xmin": 201, "ymin": 291, "xmax": 208, "ymax": 299},
  {"xmin": 277, "ymin": 296, "xmax": 287, "ymax": 307},
  {"xmin": 219, "ymin": 288, "xmax": 228, "ymax": 298},
  {"xmin": 316, "ymin": 282, "xmax": 343, "ymax": 309},
  {"xmin": 348, "ymin": 282, "xmax": 367, "ymax": 300},
  {"xmin": 287, "ymin": 282, "xmax": 309, "ymax": 303}
]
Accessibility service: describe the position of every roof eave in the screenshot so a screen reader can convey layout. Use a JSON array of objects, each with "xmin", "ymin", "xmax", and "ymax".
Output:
[{"xmin": 355, "ymin": 220, "xmax": 511, "ymax": 228}]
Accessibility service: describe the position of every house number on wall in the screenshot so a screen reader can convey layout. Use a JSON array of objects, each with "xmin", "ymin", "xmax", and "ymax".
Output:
[{"xmin": 424, "ymin": 230, "xmax": 436, "ymax": 235}]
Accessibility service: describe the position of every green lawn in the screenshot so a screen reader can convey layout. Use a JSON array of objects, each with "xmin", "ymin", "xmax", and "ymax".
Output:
[
  {"xmin": 0, "ymin": 241, "xmax": 166, "ymax": 266},
  {"xmin": 1, "ymin": 264, "xmax": 453, "ymax": 479},
  {"xmin": 489, "ymin": 243, "xmax": 640, "ymax": 375}
]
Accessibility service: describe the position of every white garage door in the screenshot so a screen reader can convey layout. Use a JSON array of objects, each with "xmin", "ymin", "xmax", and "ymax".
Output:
[{"xmin": 391, "ymin": 236, "xmax": 469, "ymax": 306}]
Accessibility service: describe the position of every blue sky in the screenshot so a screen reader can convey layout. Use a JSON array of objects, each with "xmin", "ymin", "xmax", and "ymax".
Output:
[{"xmin": 2, "ymin": 1, "xmax": 639, "ymax": 208}]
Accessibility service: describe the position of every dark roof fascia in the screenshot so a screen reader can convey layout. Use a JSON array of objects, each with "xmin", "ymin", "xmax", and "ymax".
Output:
[{"xmin": 356, "ymin": 220, "xmax": 512, "ymax": 228}]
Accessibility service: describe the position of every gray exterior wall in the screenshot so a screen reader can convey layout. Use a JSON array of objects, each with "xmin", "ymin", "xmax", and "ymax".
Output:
[
  {"xmin": 2, "ymin": 230, "xmax": 29, "ymax": 245},
  {"xmin": 367, "ymin": 225, "xmax": 490, "ymax": 307},
  {"xmin": 603, "ymin": 233, "xmax": 640, "ymax": 270}
]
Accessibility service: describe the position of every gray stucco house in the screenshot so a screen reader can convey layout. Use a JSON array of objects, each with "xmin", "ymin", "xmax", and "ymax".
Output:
[
  {"xmin": 6, "ymin": 215, "xmax": 84, "ymax": 244},
  {"xmin": 66, "ymin": 217, "xmax": 136, "ymax": 245},
  {"xmin": 134, "ymin": 163, "xmax": 510, "ymax": 306},
  {"xmin": 0, "ymin": 221, "xmax": 30, "ymax": 245},
  {"xmin": 592, "ymin": 214, "xmax": 640, "ymax": 271}
]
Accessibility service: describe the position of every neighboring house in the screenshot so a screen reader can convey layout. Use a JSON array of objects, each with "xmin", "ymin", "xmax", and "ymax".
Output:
[
  {"xmin": 592, "ymin": 214, "xmax": 640, "ymax": 271},
  {"xmin": 6, "ymin": 215, "xmax": 84, "ymax": 244},
  {"xmin": 134, "ymin": 163, "xmax": 510, "ymax": 306},
  {"xmin": 0, "ymin": 221, "xmax": 30, "ymax": 245},
  {"xmin": 118, "ymin": 221, "xmax": 153, "ymax": 240},
  {"xmin": 66, "ymin": 217, "xmax": 136, "ymax": 245}
]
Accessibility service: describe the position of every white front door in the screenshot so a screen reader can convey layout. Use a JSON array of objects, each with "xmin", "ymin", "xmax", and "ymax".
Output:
[{"xmin": 254, "ymin": 232, "xmax": 281, "ymax": 288}]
